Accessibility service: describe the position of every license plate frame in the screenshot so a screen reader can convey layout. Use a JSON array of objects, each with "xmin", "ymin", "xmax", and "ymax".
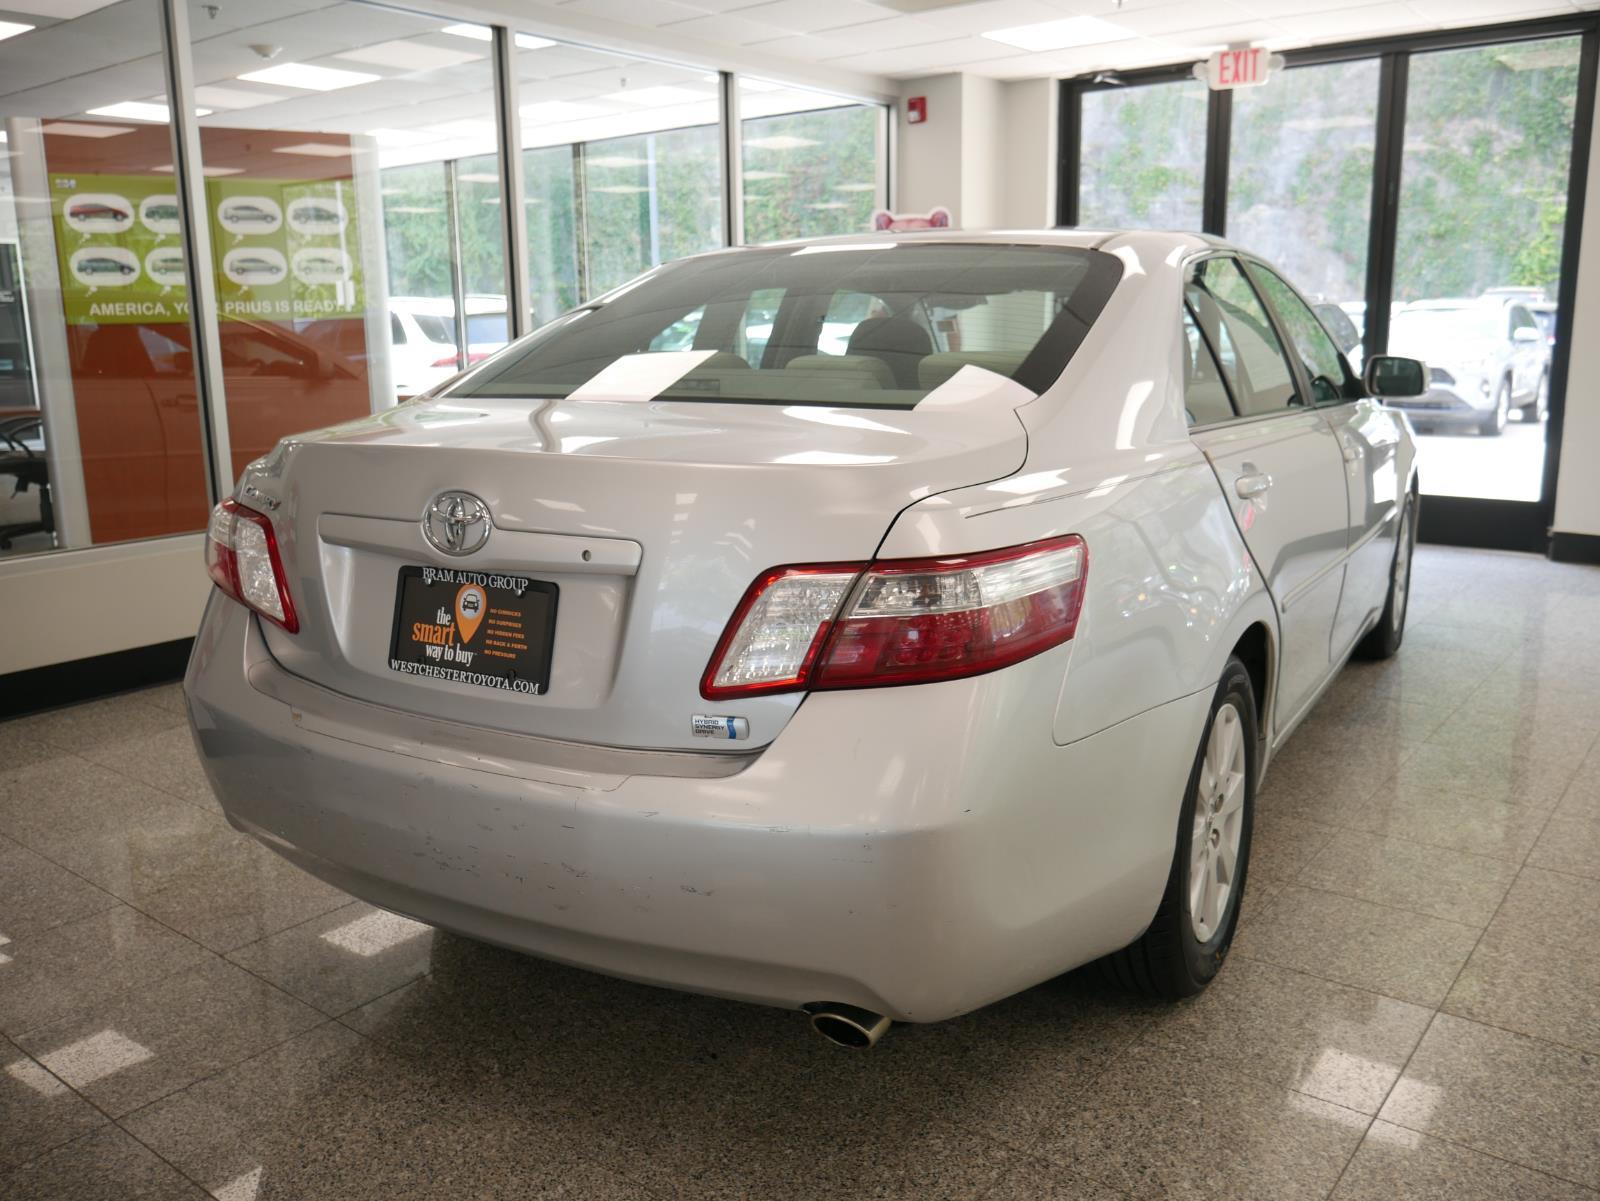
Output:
[{"xmin": 386, "ymin": 565, "xmax": 558, "ymax": 696}]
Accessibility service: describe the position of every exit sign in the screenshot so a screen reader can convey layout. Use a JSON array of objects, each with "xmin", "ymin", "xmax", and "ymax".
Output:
[{"xmin": 1198, "ymin": 46, "xmax": 1275, "ymax": 90}]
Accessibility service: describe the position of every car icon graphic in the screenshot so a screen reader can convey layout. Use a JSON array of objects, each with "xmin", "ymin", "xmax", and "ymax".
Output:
[
  {"xmin": 149, "ymin": 254, "xmax": 185, "ymax": 277},
  {"xmin": 300, "ymin": 255, "xmax": 344, "ymax": 274},
  {"xmin": 296, "ymin": 204, "xmax": 343, "ymax": 226},
  {"xmin": 223, "ymin": 203, "xmax": 276, "ymax": 225},
  {"xmin": 232, "ymin": 256, "xmax": 284, "ymax": 279},
  {"xmin": 79, "ymin": 256, "xmax": 136, "ymax": 276},
  {"xmin": 144, "ymin": 202, "xmax": 181, "ymax": 223},
  {"xmin": 69, "ymin": 202, "xmax": 130, "ymax": 222}
]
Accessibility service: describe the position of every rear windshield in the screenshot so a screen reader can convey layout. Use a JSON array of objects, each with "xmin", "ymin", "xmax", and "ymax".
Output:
[{"xmin": 452, "ymin": 243, "xmax": 1123, "ymax": 409}]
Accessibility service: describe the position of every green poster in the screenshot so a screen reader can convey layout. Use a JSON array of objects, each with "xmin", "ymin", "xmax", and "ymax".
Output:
[
  {"xmin": 206, "ymin": 175, "xmax": 365, "ymax": 324},
  {"xmin": 50, "ymin": 172, "xmax": 191, "ymax": 325},
  {"xmin": 50, "ymin": 172, "xmax": 366, "ymax": 325}
]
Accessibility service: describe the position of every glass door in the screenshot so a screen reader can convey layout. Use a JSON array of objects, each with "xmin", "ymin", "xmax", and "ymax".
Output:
[{"xmin": 1386, "ymin": 36, "xmax": 1581, "ymax": 505}]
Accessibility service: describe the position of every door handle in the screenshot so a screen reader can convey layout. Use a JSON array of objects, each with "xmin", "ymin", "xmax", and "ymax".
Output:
[{"xmin": 1234, "ymin": 471, "xmax": 1272, "ymax": 499}]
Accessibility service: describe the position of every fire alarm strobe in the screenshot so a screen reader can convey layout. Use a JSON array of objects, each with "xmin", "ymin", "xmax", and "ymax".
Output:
[{"xmin": 907, "ymin": 96, "xmax": 927, "ymax": 124}]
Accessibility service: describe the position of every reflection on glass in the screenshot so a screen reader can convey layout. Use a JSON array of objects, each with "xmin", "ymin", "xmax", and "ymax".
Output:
[
  {"xmin": 516, "ymin": 36, "xmax": 721, "ymax": 309},
  {"xmin": 1229, "ymin": 59, "xmax": 1377, "ymax": 368},
  {"xmin": 1387, "ymin": 37, "xmax": 1577, "ymax": 502},
  {"xmin": 740, "ymin": 79, "xmax": 884, "ymax": 243},
  {"xmin": 0, "ymin": 0, "xmax": 210, "ymax": 556},
  {"xmin": 1079, "ymin": 79, "xmax": 1207, "ymax": 229},
  {"xmin": 190, "ymin": 0, "xmax": 508, "ymax": 422}
]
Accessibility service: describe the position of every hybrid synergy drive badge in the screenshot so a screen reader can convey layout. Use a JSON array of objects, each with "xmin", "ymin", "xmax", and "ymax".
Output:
[{"xmin": 692, "ymin": 715, "xmax": 749, "ymax": 740}]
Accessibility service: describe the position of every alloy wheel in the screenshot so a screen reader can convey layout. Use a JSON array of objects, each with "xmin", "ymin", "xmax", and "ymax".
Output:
[{"xmin": 1189, "ymin": 700, "xmax": 1246, "ymax": 943}]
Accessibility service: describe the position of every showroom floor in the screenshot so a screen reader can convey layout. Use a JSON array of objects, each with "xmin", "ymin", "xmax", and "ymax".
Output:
[{"xmin": 2, "ymin": 545, "xmax": 1598, "ymax": 1201}]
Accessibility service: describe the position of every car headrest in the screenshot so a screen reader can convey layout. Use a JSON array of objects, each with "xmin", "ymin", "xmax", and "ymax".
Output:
[
  {"xmin": 917, "ymin": 352, "xmax": 1025, "ymax": 391},
  {"xmin": 784, "ymin": 354, "xmax": 895, "ymax": 390},
  {"xmin": 846, "ymin": 317, "xmax": 933, "ymax": 388}
]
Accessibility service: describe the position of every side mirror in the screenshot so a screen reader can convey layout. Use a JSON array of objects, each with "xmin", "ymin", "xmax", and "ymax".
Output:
[
  {"xmin": 1364, "ymin": 355, "xmax": 1427, "ymax": 398},
  {"xmin": 1513, "ymin": 326, "xmax": 1542, "ymax": 344}
]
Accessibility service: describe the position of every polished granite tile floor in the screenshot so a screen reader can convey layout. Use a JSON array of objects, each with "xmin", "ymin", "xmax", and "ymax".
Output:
[{"xmin": 2, "ymin": 544, "xmax": 1599, "ymax": 1200}]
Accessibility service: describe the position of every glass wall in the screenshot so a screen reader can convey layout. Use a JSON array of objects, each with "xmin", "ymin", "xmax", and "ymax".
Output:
[
  {"xmin": 1388, "ymin": 37, "xmax": 1579, "ymax": 502},
  {"xmin": 1228, "ymin": 59, "xmax": 1379, "ymax": 368},
  {"xmin": 1078, "ymin": 78, "xmax": 1208, "ymax": 228},
  {"xmin": 0, "ymin": 1, "xmax": 889, "ymax": 561},
  {"xmin": 740, "ymin": 79, "xmax": 887, "ymax": 242},
  {"xmin": 0, "ymin": 0, "xmax": 211, "ymax": 554}
]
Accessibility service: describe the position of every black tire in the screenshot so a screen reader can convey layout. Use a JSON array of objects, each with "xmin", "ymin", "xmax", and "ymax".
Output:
[
  {"xmin": 1099, "ymin": 657, "xmax": 1257, "ymax": 999},
  {"xmin": 1479, "ymin": 379, "xmax": 1510, "ymax": 436},
  {"xmin": 1355, "ymin": 489, "xmax": 1418, "ymax": 661}
]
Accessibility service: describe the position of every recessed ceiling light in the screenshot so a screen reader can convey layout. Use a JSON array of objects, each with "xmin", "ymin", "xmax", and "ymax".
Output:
[
  {"xmin": 808, "ymin": 202, "xmax": 847, "ymax": 210},
  {"xmin": 237, "ymin": 63, "xmax": 380, "ymax": 91},
  {"xmin": 981, "ymin": 16, "xmax": 1133, "ymax": 52},
  {"xmin": 516, "ymin": 33, "xmax": 555, "ymax": 51},
  {"xmin": 834, "ymin": 183, "xmax": 876, "ymax": 192},
  {"xmin": 745, "ymin": 134, "xmax": 820, "ymax": 151},
  {"xmin": 742, "ymin": 169, "xmax": 787, "ymax": 180},
  {"xmin": 0, "ymin": 20, "xmax": 34, "ymax": 42},
  {"xmin": 586, "ymin": 154, "xmax": 646, "ymax": 168},
  {"xmin": 457, "ymin": 171, "xmax": 499, "ymax": 183},
  {"xmin": 441, "ymin": 22, "xmax": 492, "ymax": 41},
  {"xmin": 86, "ymin": 101, "xmax": 211, "ymax": 122},
  {"xmin": 153, "ymin": 163, "xmax": 244, "ymax": 176},
  {"xmin": 590, "ymin": 185, "xmax": 648, "ymax": 194},
  {"xmin": 272, "ymin": 142, "xmax": 354, "ymax": 157},
  {"xmin": 334, "ymin": 40, "xmax": 483, "ymax": 71},
  {"xmin": 602, "ymin": 85, "xmax": 706, "ymax": 107},
  {"xmin": 387, "ymin": 205, "xmax": 443, "ymax": 213},
  {"xmin": 42, "ymin": 122, "xmax": 135, "ymax": 138}
]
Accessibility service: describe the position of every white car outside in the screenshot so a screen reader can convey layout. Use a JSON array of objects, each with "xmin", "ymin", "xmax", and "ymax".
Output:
[
  {"xmin": 387, "ymin": 295, "xmax": 508, "ymax": 398},
  {"xmin": 1385, "ymin": 296, "xmax": 1550, "ymax": 433},
  {"xmin": 187, "ymin": 231, "xmax": 1421, "ymax": 1046}
]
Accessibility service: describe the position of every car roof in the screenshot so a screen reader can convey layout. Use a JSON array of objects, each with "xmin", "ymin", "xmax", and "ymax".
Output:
[{"xmin": 702, "ymin": 227, "xmax": 1226, "ymax": 257}]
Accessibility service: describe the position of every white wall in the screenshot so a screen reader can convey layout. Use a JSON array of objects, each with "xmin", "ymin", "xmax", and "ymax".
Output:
[
  {"xmin": 1553, "ymin": 92, "xmax": 1600, "ymax": 540},
  {"xmin": 0, "ymin": 536, "xmax": 208, "ymax": 675},
  {"xmin": 895, "ymin": 74, "xmax": 1056, "ymax": 230}
]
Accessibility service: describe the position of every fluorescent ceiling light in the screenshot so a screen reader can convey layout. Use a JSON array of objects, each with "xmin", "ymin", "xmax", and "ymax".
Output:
[
  {"xmin": 86, "ymin": 101, "xmax": 211, "ymax": 122},
  {"xmin": 591, "ymin": 185, "xmax": 648, "ymax": 194},
  {"xmin": 334, "ymin": 40, "xmax": 483, "ymax": 71},
  {"xmin": 519, "ymin": 100, "xmax": 605, "ymax": 124},
  {"xmin": 742, "ymin": 169, "xmax": 787, "ymax": 181},
  {"xmin": 982, "ymin": 16, "xmax": 1132, "ymax": 52},
  {"xmin": 441, "ymin": 22, "xmax": 491, "ymax": 40},
  {"xmin": 387, "ymin": 205, "xmax": 442, "ymax": 213},
  {"xmin": 154, "ymin": 163, "xmax": 244, "ymax": 176},
  {"xmin": 808, "ymin": 202, "xmax": 847, "ymax": 210},
  {"xmin": 835, "ymin": 182, "xmax": 876, "ymax": 192},
  {"xmin": 41, "ymin": 121, "xmax": 134, "ymax": 138},
  {"xmin": 745, "ymin": 134, "xmax": 819, "ymax": 151},
  {"xmin": 237, "ymin": 63, "xmax": 379, "ymax": 91},
  {"xmin": 585, "ymin": 154, "xmax": 645, "ymax": 168},
  {"xmin": 457, "ymin": 171, "xmax": 499, "ymax": 183},
  {"xmin": 0, "ymin": 21, "xmax": 34, "ymax": 42},
  {"xmin": 366, "ymin": 127, "xmax": 442, "ymax": 147},
  {"xmin": 272, "ymin": 142, "xmax": 353, "ymax": 157},
  {"xmin": 0, "ymin": 132, "xmax": 7, "ymax": 144},
  {"xmin": 603, "ymin": 85, "xmax": 706, "ymax": 107},
  {"xmin": 516, "ymin": 33, "xmax": 555, "ymax": 50}
]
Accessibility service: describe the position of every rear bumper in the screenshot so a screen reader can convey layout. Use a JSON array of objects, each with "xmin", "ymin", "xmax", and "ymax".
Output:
[{"xmin": 186, "ymin": 595, "xmax": 1208, "ymax": 1022}]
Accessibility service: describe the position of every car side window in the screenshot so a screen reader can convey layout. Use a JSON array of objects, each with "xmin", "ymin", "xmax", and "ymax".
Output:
[
  {"xmin": 1181, "ymin": 305, "xmax": 1236, "ymax": 426},
  {"xmin": 1247, "ymin": 263, "xmax": 1349, "ymax": 404},
  {"xmin": 1510, "ymin": 305, "xmax": 1537, "ymax": 336},
  {"xmin": 390, "ymin": 314, "xmax": 405, "ymax": 345},
  {"xmin": 1185, "ymin": 258, "xmax": 1300, "ymax": 416}
]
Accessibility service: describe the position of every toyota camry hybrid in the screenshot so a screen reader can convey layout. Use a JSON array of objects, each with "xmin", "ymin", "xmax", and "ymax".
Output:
[{"xmin": 186, "ymin": 230, "xmax": 1424, "ymax": 1047}]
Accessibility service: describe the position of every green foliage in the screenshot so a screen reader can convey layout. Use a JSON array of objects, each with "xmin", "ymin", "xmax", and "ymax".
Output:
[
  {"xmin": 1079, "ymin": 81, "xmax": 1208, "ymax": 227},
  {"xmin": 741, "ymin": 105, "xmax": 881, "ymax": 242}
]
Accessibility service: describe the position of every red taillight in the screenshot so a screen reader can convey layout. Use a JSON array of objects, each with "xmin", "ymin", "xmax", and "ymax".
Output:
[
  {"xmin": 700, "ymin": 535, "xmax": 1086, "ymax": 699},
  {"xmin": 204, "ymin": 499, "xmax": 299, "ymax": 633},
  {"xmin": 430, "ymin": 353, "xmax": 461, "ymax": 368}
]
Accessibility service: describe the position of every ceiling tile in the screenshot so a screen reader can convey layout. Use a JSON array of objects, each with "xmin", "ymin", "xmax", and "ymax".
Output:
[
  {"xmin": 743, "ymin": 31, "xmax": 868, "ymax": 61},
  {"xmin": 554, "ymin": 0, "xmax": 709, "ymax": 25},
  {"xmin": 806, "ymin": 14, "xmax": 962, "ymax": 51},
  {"xmin": 912, "ymin": 0, "xmax": 1066, "ymax": 35},
  {"xmin": 729, "ymin": 0, "xmax": 890, "ymax": 34},
  {"xmin": 658, "ymin": 10, "xmax": 790, "ymax": 42}
]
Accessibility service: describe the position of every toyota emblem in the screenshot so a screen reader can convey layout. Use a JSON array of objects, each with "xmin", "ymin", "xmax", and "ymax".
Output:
[{"xmin": 422, "ymin": 491, "xmax": 492, "ymax": 556}]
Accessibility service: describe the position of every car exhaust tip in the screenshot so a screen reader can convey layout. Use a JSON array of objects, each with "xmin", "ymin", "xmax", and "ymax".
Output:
[{"xmin": 806, "ymin": 1003, "xmax": 890, "ymax": 1049}]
